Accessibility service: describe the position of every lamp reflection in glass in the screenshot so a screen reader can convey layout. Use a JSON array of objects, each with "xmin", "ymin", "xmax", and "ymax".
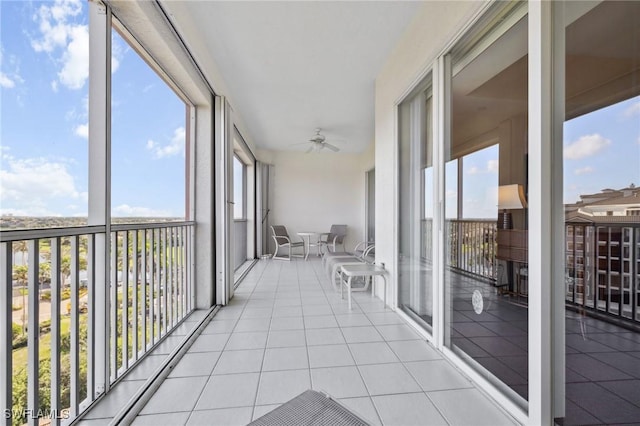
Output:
[{"xmin": 498, "ymin": 184, "xmax": 527, "ymax": 229}]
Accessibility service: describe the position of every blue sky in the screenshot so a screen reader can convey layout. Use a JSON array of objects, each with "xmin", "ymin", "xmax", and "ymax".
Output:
[
  {"xmin": 563, "ymin": 96, "xmax": 640, "ymax": 204},
  {"xmin": 1, "ymin": 0, "xmax": 186, "ymax": 218}
]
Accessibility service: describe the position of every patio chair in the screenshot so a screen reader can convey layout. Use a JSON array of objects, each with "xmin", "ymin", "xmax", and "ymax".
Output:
[
  {"xmin": 325, "ymin": 243, "xmax": 376, "ymax": 290},
  {"xmin": 322, "ymin": 241, "xmax": 374, "ymax": 269},
  {"xmin": 271, "ymin": 225, "xmax": 306, "ymax": 260},
  {"xmin": 318, "ymin": 224, "xmax": 347, "ymax": 254}
]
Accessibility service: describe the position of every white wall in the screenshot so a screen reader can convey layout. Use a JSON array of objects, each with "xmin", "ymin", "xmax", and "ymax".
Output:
[
  {"xmin": 374, "ymin": 2, "xmax": 483, "ymax": 302},
  {"xmin": 260, "ymin": 150, "xmax": 373, "ymax": 254}
]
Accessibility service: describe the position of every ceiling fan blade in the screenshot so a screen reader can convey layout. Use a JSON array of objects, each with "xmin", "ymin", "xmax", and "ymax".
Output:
[{"xmin": 324, "ymin": 143, "xmax": 340, "ymax": 152}]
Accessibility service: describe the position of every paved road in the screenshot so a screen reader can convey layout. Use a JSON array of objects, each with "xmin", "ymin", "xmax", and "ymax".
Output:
[{"xmin": 12, "ymin": 294, "xmax": 87, "ymax": 326}]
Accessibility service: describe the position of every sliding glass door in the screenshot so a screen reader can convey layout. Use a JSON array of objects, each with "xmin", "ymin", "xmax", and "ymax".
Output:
[
  {"xmin": 443, "ymin": 3, "xmax": 529, "ymax": 404},
  {"xmin": 398, "ymin": 77, "xmax": 435, "ymax": 330}
]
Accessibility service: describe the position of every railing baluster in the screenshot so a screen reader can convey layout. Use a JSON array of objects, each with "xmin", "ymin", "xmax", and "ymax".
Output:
[
  {"xmin": 180, "ymin": 226, "xmax": 186, "ymax": 319},
  {"xmin": 174, "ymin": 227, "xmax": 179, "ymax": 325},
  {"xmin": 132, "ymin": 231, "xmax": 139, "ymax": 361},
  {"xmin": 162, "ymin": 228, "xmax": 168, "ymax": 335},
  {"xmin": 168, "ymin": 227, "xmax": 174, "ymax": 328},
  {"xmin": 149, "ymin": 229, "xmax": 155, "ymax": 345},
  {"xmin": 122, "ymin": 231, "xmax": 129, "ymax": 371},
  {"xmin": 187, "ymin": 227, "xmax": 192, "ymax": 311},
  {"xmin": 110, "ymin": 232, "xmax": 117, "ymax": 381},
  {"xmin": 27, "ymin": 239, "xmax": 39, "ymax": 426},
  {"xmin": 86, "ymin": 234, "xmax": 95, "ymax": 403},
  {"xmin": 1, "ymin": 243, "xmax": 12, "ymax": 426},
  {"xmin": 50, "ymin": 238, "xmax": 61, "ymax": 426},
  {"xmin": 70, "ymin": 236, "xmax": 80, "ymax": 416},
  {"xmin": 141, "ymin": 230, "xmax": 147, "ymax": 352},
  {"xmin": 155, "ymin": 228, "xmax": 162, "ymax": 339}
]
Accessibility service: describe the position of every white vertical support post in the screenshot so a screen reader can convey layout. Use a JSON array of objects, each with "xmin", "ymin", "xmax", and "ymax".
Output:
[
  {"xmin": 88, "ymin": 0, "xmax": 111, "ymax": 395},
  {"xmin": 0, "ymin": 243, "xmax": 12, "ymax": 426},
  {"xmin": 195, "ymin": 99, "xmax": 215, "ymax": 310},
  {"xmin": 433, "ymin": 54, "xmax": 450, "ymax": 350},
  {"xmin": 551, "ymin": 1, "xmax": 566, "ymax": 419},
  {"xmin": 27, "ymin": 239, "xmax": 39, "ymax": 426},
  {"xmin": 215, "ymin": 96, "xmax": 231, "ymax": 306},
  {"xmin": 529, "ymin": 1, "xmax": 554, "ymax": 424}
]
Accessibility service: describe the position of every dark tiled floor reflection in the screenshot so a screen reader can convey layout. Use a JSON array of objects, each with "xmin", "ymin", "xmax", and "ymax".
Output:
[
  {"xmin": 447, "ymin": 274, "xmax": 529, "ymax": 400},
  {"xmin": 425, "ymin": 272, "xmax": 640, "ymax": 425}
]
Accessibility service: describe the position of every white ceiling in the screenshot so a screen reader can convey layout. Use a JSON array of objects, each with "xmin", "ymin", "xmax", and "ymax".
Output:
[{"xmin": 161, "ymin": 1, "xmax": 422, "ymax": 153}]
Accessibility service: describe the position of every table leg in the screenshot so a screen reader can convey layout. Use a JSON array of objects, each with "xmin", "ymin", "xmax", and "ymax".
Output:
[
  {"xmin": 347, "ymin": 276, "xmax": 352, "ymax": 310},
  {"xmin": 382, "ymin": 276, "xmax": 387, "ymax": 309},
  {"xmin": 371, "ymin": 276, "xmax": 375, "ymax": 301}
]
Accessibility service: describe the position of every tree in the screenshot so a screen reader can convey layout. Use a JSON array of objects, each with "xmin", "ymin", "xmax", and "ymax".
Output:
[
  {"xmin": 12, "ymin": 240, "xmax": 28, "ymax": 265},
  {"xmin": 12, "ymin": 265, "xmax": 28, "ymax": 334}
]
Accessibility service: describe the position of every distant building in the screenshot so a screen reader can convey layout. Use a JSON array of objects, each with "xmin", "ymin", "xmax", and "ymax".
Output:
[
  {"xmin": 565, "ymin": 184, "xmax": 640, "ymax": 221},
  {"xmin": 565, "ymin": 185, "xmax": 640, "ymax": 319}
]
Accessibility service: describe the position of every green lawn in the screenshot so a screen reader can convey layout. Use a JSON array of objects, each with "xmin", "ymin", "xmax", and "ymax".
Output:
[{"xmin": 13, "ymin": 316, "xmax": 71, "ymax": 374}]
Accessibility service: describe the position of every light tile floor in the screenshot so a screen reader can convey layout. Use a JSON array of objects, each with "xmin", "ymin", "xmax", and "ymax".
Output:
[{"xmin": 128, "ymin": 258, "xmax": 519, "ymax": 425}]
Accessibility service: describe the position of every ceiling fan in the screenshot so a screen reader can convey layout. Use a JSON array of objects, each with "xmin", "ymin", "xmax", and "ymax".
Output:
[{"xmin": 301, "ymin": 128, "xmax": 340, "ymax": 153}]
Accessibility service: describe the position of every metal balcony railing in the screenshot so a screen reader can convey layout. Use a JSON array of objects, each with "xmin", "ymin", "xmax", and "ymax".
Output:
[
  {"xmin": 445, "ymin": 219, "xmax": 498, "ymax": 281},
  {"xmin": 1, "ymin": 222, "xmax": 195, "ymax": 426},
  {"xmin": 566, "ymin": 222, "xmax": 640, "ymax": 324}
]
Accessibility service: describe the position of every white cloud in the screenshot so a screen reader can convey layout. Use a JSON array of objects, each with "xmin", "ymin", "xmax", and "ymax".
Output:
[
  {"xmin": 111, "ymin": 37, "xmax": 123, "ymax": 74},
  {"xmin": 74, "ymin": 123, "xmax": 88, "ymax": 139},
  {"xmin": 467, "ymin": 159, "xmax": 498, "ymax": 175},
  {"xmin": 487, "ymin": 159, "xmax": 499, "ymax": 173},
  {"xmin": 623, "ymin": 101, "xmax": 640, "ymax": 119},
  {"xmin": 146, "ymin": 127, "xmax": 185, "ymax": 159},
  {"xmin": 113, "ymin": 204, "xmax": 171, "ymax": 217},
  {"xmin": 58, "ymin": 25, "xmax": 89, "ymax": 90},
  {"xmin": 31, "ymin": 0, "xmax": 82, "ymax": 53},
  {"xmin": 564, "ymin": 134, "xmax": 611, "ymax": 160},
  {"xmin": 0, "ymin": 49, "xmax": 23, "ymax": 89},
  {"xmin": 31, "ymin": 0, "xmax": 88, "ymax": 90},
  {"xmin": 0, "ymin": 73, "xmax": 15, "ymax": 88},
  {"xmin": 0, "ymin": 155, "xmax": 84, "ymax": 216},
  {"xmin": 574, "ymin": 166, "xmax": 594, "ymax": 175}
]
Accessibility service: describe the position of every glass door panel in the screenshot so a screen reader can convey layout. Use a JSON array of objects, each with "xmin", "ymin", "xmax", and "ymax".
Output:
[
  {"xmin": 560, "ymin": 1, "xmax": 640, "ymax": 423},
  {"xmin": 444, "ymin": 4, "xmax": 530, "ymax": 403},
  {"xmin": 398, "ymin": 78, "xmax": 435, "ymax": 329}
]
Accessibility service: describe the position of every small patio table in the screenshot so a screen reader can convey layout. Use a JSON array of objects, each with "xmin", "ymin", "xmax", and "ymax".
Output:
[
  {"xmin": 297, "ymin": 231, "xmax": 319, "ymax": 260},
  {"xmin": 339, "ymin": 263, "xmax": 387, "ymax": 310}
]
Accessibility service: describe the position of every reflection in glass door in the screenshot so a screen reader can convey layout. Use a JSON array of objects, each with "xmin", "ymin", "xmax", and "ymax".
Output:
[
  {"xmin": 560, "ymin": 2, "xmax": 640, "ymax": 424},
  {"xmin": 444, "ymin": 3, "xmax": 530, "ymax": 404},
  {"xmin": 398, "ymin": 78, "xmax": 434, "ymax": 329}
]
